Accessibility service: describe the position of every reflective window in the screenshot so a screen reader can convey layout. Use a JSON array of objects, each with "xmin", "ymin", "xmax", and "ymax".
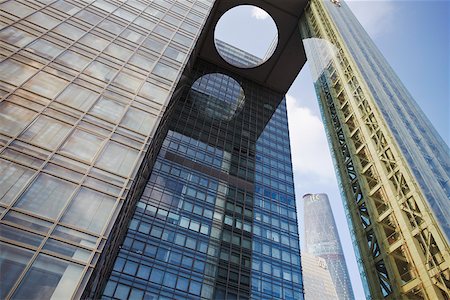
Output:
[
  {"xmin": 20, "ymin": 116, "xmax": 71, "ymax": 150},
  {"xmin": 0, "ymin": 102, "xmax": 37, "ymax": 136},
  {"xmin": 0, "ymin": 160, "xmax": 34, "ymax": 205},
  {"xmin": 0, "ymin": 27, "xmax": 36, "ymax": 47},
  {"xmin": 61, "ymin": 188, "xmax": 116, "ymax": 234},
  {"xmin": 0, "ymin": 60, "xmax": 36, "ymax": 86},
  {"xmin": 60, "ymin": 129, "xmax": 105, "ymax": 162},
  {"xmin": 55, "ymin": 84, "xmax": 99, "ymax": 111},
  {"xmin": 90, "ymin": 97, "xmax": 126, "ymax": 123},
  {"xmin": 138, "ymin": 82, "xmax": 168, "ymax": 105},
  {"xmin": 120, "ymin": 107, "xmax": 156, "ymax": 135},
  {"xmin": 0, "ymin": 242, "xmax": 34, "ymax": 299},
  {"xmin": 14, "ymin": 173, "xmax": 77, "ymax": 219},
  {"xmin": 12, "ymin": 254, "xmax": 83, "ymax": 300},
  {"xmin": 22, "ymin": 72, "xmax": 68, "ymax": 99},
  {"xmin": 190, "ymin": 73, "xmax": 245, "ymax": 121},
  {"xmin": 27, "ymin": 39, "xmax": 65, "ymax": 60},
  {"xmin": 95, "ymin": 141, "xmax": 139, "ymax": 177}
]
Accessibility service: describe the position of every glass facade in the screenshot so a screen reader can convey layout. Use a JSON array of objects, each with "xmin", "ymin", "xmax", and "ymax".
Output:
[
  {"xmin": 0, "ymin": 0, "xmax": 213, "ymax": 298},
  {"xmin": 302, "ymin": 193, "xmax": 354, "ymax": 300},
  {"xmin": 300, "ymin": 0, "xmax": 450, "ymax": 299},
  {"xmin": 101, "ymin": 42, "xmax": 303, "ymax": 299}
]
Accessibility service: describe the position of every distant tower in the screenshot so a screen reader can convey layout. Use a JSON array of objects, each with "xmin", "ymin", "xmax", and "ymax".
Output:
[
  {"xmin": 303, "ymin": 193, "xmax": 355, "ymax": 299},
  {"xmin": 302, "ymin": 252, "xmax": 339, "ymax": 300}
]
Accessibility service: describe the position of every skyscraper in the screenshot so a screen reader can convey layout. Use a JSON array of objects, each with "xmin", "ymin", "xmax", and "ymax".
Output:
[
  {"xmin": 301, "ymin": 252, "xmax": 339, "ymax": 300},
  {"xmin": 303, "ymin": 193, "xmax": 354, "ymax": 299},
  {"xmin": 300, "ymin": 0, "xmax": 450, "ymax": 299},
  {"xmin": 99, "ymin": 42, "xmax": 303, "ymax": 300},
  {"xmin": 0, "ymin": 0, "xmax": 306, "ymax": 299}
]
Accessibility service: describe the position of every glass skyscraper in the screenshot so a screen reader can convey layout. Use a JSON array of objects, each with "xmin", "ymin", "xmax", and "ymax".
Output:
[
  {"xmin": 300, "ymin": 0, "xmax": 450, "ymax": 299},
  {"xmin": 0, "ymin": 0, "xmax": 304, "ymax": 299},
  {"xmin": 100, "ymin": 42, "xmax": 302, "ymax": 300},
  {"xmin": 302, "ymin": 193, "xmax": 354, "ymax": 299}
]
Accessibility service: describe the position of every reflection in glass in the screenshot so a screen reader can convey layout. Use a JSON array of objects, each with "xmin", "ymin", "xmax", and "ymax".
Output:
[
  {"xmin": 12, "ymin": 254, "xmax": 83, "ymax": 300},
  {"xmin": 191, "ymin": 73, "xmax": 245, "ymax": 121}
]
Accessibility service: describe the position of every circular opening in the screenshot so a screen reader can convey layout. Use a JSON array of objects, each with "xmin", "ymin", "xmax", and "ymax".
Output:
[
  {"xmin": 214, "ymin": 5, "xmax": 278, "ymax": 68},
  {"xmin": 190, "ymin": 73, "xmax": 245, "ymax": 121}
]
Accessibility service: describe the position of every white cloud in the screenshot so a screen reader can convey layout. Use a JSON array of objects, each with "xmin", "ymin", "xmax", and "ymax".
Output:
[
  {"xmin": 286, "ymin": 94, "xmax": 335, "ymax": 183},
  {"xmin": 251, "ymin": 7, "xmax": 269, "ymax": 20},
  {"xmin": 346, "ymin": 0, "xmax": 396, "ymax": 37}
]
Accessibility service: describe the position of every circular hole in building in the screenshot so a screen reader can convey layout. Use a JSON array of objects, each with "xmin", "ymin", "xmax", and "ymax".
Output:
[
  {"xmin": 214, "ymin": 5, "xmax": 278, "ymax": 68},
  {"xmin": 190, "ymin": 73, "xmax": 245, "ymax": 121}
]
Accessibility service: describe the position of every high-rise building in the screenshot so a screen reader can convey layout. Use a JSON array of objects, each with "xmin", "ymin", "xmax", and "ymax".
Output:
[
  {"xmin": 0, "ymin": 0, "xmax": 448, "ymax": 299},
  {"xmin": 300, "ymin": 0, "xmax": 450, "ymax": 299},
  {"xmin": 301, "ymin": 252, "xmax": 339, "ymax": 300},
  {"xmin": 0, "ymin": 0, "xmax": 306, "ymax": 299},
  {"xmin": 100, "ymin": 42, "xmax": 303, "ymax": 300},
  {"xmin": 302, "ymin": 193, "xmax": 354, "ymax": 299}
]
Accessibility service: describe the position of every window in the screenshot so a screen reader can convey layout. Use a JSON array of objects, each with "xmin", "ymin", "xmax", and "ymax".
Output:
[
  {"xmin": 0, "ymin": 242, "xmax": 34, "ymax": 299},
  {"xmin": 20, "ymin": 116, "xmax": 71, "ymax": 150},
  {"xmin": 120, "ymin": 107, "xmax": 156, "ymax": 135},
  {"xmin": 152, "ymin": 62, "xmax": 178, "ymax": 81},
  {"xmin": 0, "ymin": 102, "xmax": 37, "ymax": 136},
  {"xmin": 0, "ymin": 59, "xmax": 36, "ymax": 86},
  {"xmin": 12, "ymin": 254, "xmax": 83, "ymax": 299},
  {"xmin": 27, "ymin": 39, "xmax": 64, "ymax": 60},
  {"xmin": 55, "ymin": 51, "xmax": 91, "ymax": 71},
  {"xmin": 60, "ymin": 129, "xmax": 105, "ymax": 162},
  {"xmin": 14, "ymin": 173, "xmax": 77, "ymax": 219},
  {"xmin": 55, "ymin": 84, "xmax": 99, "ymax": 111},
  {"xmin": 138, "ymin": 82, "xmax": 169, "ymax": 105},
  {"xmin": 0, "ymin": 160, "xmax": 34, "ymax": 205},
  {"xmin": 95, "ymin": 141, "xmax": 139, "ymax": 177},
  {"xmin": 60, "ymin": 188, "xmax": 116, "ymax": 234},
  {"xmin": 90, "ymin": 97, "xmax": 126, "ymax": 123},
  {"xmin": 22, "ymin": 72, "xmax": 68, "ymax": 99}
]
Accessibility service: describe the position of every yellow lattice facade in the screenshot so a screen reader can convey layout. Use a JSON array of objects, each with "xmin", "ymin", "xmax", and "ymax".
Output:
[{"xmin": 300, "ymin": 0, "xmax": 450, "ymax": 299}]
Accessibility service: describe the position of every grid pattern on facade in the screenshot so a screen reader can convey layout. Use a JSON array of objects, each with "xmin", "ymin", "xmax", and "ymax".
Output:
[
  {"xmin": 0, "ymin": 0, "xmax": 213, "ymax": 298},
  {"xmin": 101, "ymin": 50, "xmax": 303, "ymax": 299}
]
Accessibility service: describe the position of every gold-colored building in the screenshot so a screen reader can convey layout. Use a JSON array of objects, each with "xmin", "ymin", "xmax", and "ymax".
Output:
[{"xmin": 300, "ymin": 0, "xmax": 450, "ymax": 299}]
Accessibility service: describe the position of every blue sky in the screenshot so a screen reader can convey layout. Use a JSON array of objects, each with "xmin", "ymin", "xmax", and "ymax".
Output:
[{"xmin": 216, "ymin": 1, "xmax": 449, "ymax": 299}]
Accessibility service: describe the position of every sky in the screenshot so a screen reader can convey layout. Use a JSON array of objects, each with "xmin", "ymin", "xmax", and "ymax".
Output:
[{"xmin": 215, "ymin": 1, "xmax": 449, "ymax": 299}]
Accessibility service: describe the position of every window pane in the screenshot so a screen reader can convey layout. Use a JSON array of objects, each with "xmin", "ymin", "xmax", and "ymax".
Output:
[
  {"xmin": 12, "ymin": 254, "xmax": 83, "ymax": 300},
  {"xmin": 0, "ymin": 59, "xmax": 36, "ymax": 86},
  {"xmin": 152, "ymin": 62, "xmax": 178, "ymax": 81},
  {"xmin": 61, "ymin": 188, "xmax": 116, "ymax": 234},
  {"xmin": 0, "ymin": 102, "xmax": 37, "ymax": 136},
  {"xmin": 0, "ymin": 242, "xmax": 34, "ymax": 299},
  {"xmin": 14, "ymin": 173, "xmax": 77, "ymax": 219},
  {"xmin": 95, "ymin": 141, "xmax": 139, "ymax": 177},
  {"xmin": 20, "ymin": 116, "xmax": 71, "ymax": 150},
  {"xmin": 0, "ymin": 159, "xmax": 34, "ymax": 205},
  {"xmin": 85, "ymin": 61, "xmax": 118, "ymax": 82},
  {"xmin": 138, "ymin": 82, "xmax": 168, "ymax": 105},
  {"xmin": 55, "ymin": 51, "xmax": 90, "ymax": 71},
  {"xmin": 89, "ymin": 97, "xmax": 126, "ymax": 123},
  {"xmin": 22, "ymin": 72, "xmax": 68, "ymax": 99},
  {"xmin": 120, "ymin": 107, "xmax": 156, "ymax": 135},
  {"xmin": 26, "ymin": 39, "xmax": 64, "ymax": 60},
  {"xmin": 55, "ymin": 84, "xmax": 99, "ymax": 111},
  {"xmin": 60, "ymin": 129, "xmax": 105, "ymax": 163}
]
